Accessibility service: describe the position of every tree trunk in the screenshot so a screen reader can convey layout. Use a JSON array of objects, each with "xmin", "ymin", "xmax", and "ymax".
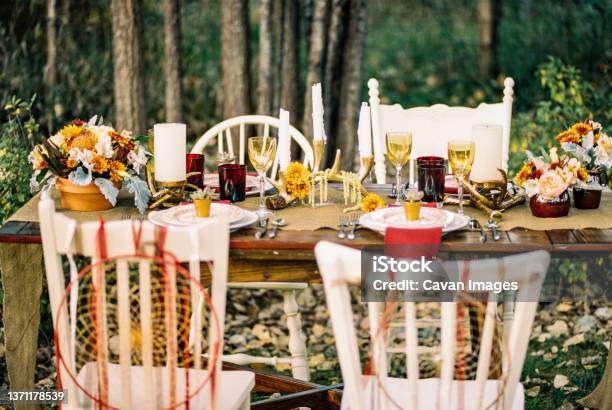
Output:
[
  {"xmin": 280, "ymin": 0, "xmax": 299, "ymax": 118},
  {"xmin": 220, "ymin": 0, "xmax": 252, "ymax": 118},
  {"xmin": 272, "ymin": 0, "xmax": 284, "ymax": 114},
  {"xmin": 110, "ymin": 0, "xmax": 147, "ymax": 134},
  {"xmin": 323, "ymin": 0, "xmax": 348, "ymax": 162},
  {"xmin": 302, "ymin": 0, "xmax": 329, "ymax": 141},
  {"xmin": 257, "ymin": 0, "xmax": 273, "ymax": 116},
  {"xmin": 44, "ymin": 0, "xmax": 57, "ymax": 86},
  {"xmin": 161, "ymin": 0, "xmax": 183, "ymax": 122},
  {"xmin": 336, "ymin": 0, "xmax": 367, "ymax": 169},
  {"xmin": 478, "ymin": 0, "xmax": 500, "ymax": 78}
]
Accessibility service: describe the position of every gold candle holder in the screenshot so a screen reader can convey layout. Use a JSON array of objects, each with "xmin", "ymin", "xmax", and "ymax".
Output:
[{"xmin": 146, "ymin": 163, "xmax": 200, "ymax": 209}]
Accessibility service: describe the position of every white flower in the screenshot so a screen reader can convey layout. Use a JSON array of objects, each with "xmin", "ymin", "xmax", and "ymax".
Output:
[
  {"xmin": 589, "ymin": 120, "xmax": 602, "ymax": 131},
  {"xmin": 595, "ymin": 134, "xmax": 612, "ymax": 168},
  {"xmin": 68, "ymin": 148, "xmax": 94, "ymax": 170},
  {"xmin": 524, "ymin": 179, "xmax": 540, "ymax": 198},
  {"xmin": 49, "ymin": 133, "xmax": 64, "ymax": 147},
  {"xmin": 582, "ymin": 131, "xmax": 594, "ymax": 149},
  {"xmin": 127, "ymin": 147, "xmax": 148, "ymax": 173},
  {"xmin": 539, "ymin": 170, "xmax": 568, "ymax": 199},
  {"xmin": 532, "ymin": 157, "xmax": 546, "ymax": 171},
  {"xmin": 94, "ymin": 132, "xmax": 114, "ymax": 158},
  {"xmin": 549, "ymin": 147, "xmax": 559, "ymax": 164}
]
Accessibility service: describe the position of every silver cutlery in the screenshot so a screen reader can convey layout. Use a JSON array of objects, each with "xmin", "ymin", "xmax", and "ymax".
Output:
[
  {"xmin": 347, "ymin": 213, "xmax": 360, "ymax": 240},
  {"xmin": 469, "ymin": 218, "xmax": 487, "ymax": 243},
  {"xmin": 267, "ymin": 218, "xmax": 287, "ymax": 239},
  {"xmin": 337, "ymin": 216, "xmax": 347, "ymax": 239},
  {"xmin": 255, "ymin": 217, "xmax": 269, "ymax": 239},
  {"xmin": 486, "ymin": 218, "xmax": 501, "ymax": 241}
]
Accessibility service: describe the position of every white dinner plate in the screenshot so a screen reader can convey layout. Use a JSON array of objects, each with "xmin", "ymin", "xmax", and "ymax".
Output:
[
  {"xmin": 359, "ymin": 207, "xmax": 469, "ymax": 235},
  {"xmin": 148, "ymin": 204, "xmax": 256, "ymax": 232},
  {"xmin": 380, "ymin": 207, "xmax": 448, "ymax": 228}
]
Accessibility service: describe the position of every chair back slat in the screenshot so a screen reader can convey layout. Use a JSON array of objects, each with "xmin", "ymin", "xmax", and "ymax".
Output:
[
  {"xmin": 138, "ymin": 260, "xmax": 155, "ymax": 410},
  {"xmin": 116, "ymin": 259, "xmax": 133, "ymax": 409},
  {"xmin": 366, "ymin": 77, "xmax": 514, "ymax": 184},
  {"xmin": 91, "ymin": 254, "xmax": 110, "ymax": 405},
  {"xmin": 163, "ymin": 255, "xmax": 179, "ymax": 406},
  {"xmin": 315, "ymin": 241, "xmax": 549, "ymax": 410},
  {"xmin": 190, "ymin": 114, "xmax": 314, "ymax": 181},
  {"xmin": 189, "ymin": 258, "xmax": 204, "ymax": 371}
]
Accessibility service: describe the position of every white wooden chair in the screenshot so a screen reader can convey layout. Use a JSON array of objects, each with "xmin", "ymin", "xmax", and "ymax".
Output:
[
  {"xmin": 39, "ymin": 195, "xmax": 254, "ymax": 409},
  {"xmin": 315, "ymin": 241, "xmax": 549, "ymax": 410},
  {"xmin": 191, "ymin": 114, "xmax": 312, "ymax": 380},
  {"xmin": 191, "ymin": 114, "xmax": 314, "ymax": 181},
  {"xmin": 367, "ymin": 77, "xmax": 514, "ymax": 184}
]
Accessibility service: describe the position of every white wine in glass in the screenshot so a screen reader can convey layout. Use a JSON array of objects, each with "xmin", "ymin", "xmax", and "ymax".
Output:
[
  {"xmin": 248, "ymin": 137, "xmax": 277, "ymax": 218},
  {"xmin": 447, "ymin": 140, "xmax": 475, "ymax": 214},
  {"xmin": 386, "ymin": 132, "xmax": 412, "ymax": 205}
]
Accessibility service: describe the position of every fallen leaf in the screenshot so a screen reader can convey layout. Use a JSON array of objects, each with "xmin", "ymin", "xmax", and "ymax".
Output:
[
  {"xmin": 526, "ymin": 386, "xmax": 540, "ymax": 397},
  {"xmin": 252, "ymin": 324, "xmax": 271, "ymax": 341},
  {"xmin": 308, "ymin": 353, "xmax": 326, "ymax": 367},
  {"xmin": 563, "ymin": 334, "xmax": 584, "ymax": 348},
  {"xmin": 312, "ymin": 323, "xmax": 326, "ymax": 337},
  {"xmin": 556, "ymin": 302, "xmax": 573, "ymax": 312},
  {"xmin": 551, "ymin": 346, "xmax": 558, "ymax": 354},
  {"xmin": 546, "ymin": 320, "xmax": 569, "ymax": 338},
  {"xmin": 538, "ymin": 333, "xmax": 552, "ymax": 342},
  {"xmin": 554, "ymin": 374, "xmax": 569, "ymax": 389}
]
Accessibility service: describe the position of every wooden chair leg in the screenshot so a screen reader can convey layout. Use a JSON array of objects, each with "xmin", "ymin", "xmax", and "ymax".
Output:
[{"xmin": 283, "ymin": 289, "xmax": 310, "ymax": 381}]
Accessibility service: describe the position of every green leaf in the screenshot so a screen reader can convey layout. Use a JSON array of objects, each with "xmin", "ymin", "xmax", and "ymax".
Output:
[
  {"xmin": 125, "ymin": 175, "xmax": 150, "ymax": 214},
  {"xmin": 94, "ymin": 178, "xmax": 119, "ymax": 206}
]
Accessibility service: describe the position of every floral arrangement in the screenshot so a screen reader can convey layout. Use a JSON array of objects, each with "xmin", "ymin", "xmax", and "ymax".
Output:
[
  {"xmin": 556, "ymin": 120, "xmax": 611, "ymax": 185},
  {"xmin": 29, "ymin": 116, "xmax": 150, "ymax": 213},
  {"xmin": 190, "ymin": 186, "xmax": 214, "ymax": 200},
  {"xmin": 284, "ymin": 162, "xmax": 311, "ymax": 200},
  {"xmin": 361, "ymin": 192, "xmax": 385, "ymax": 212},
  {"xmin": 514, "ymin": 148, "xmax": 584, "ymax": 199}
]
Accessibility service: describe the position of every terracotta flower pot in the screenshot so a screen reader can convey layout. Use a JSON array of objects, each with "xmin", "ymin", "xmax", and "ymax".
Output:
[
  {"xmin": 56, "ymin": 177, "xmax": 120, "ymax": 212},
  {"xmin": 529, "ymin": 190, "xmax": 570, "ymax": 218}
]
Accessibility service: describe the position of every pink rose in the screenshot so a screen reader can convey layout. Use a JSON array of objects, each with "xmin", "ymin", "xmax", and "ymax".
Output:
[{"xmin": 538, "ymin": 170, "xmax": 568, "ymax": 199}]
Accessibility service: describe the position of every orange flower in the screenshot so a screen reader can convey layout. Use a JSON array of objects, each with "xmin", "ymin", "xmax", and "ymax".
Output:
[
  {"xmin": 514, "ymin": 161, "xmax": 536, "ymax": 186},
  {"xmin": 66, "ymin": 159, "xmax": 78, "ymax": 168},
  {"xmin": 571, "ymin": 122, "xmax": 592, "ymax": 136},
  {"xmin": 110, "ymin": 131, "xmax": 136, "ymax": 150},
  {"xmin": 109, "ymin": 160, "xmax": 127, "ymax": 182},
  {"xmin": 91, "ymin": 155, "xmax": 109, "ymax": 173},
  {"xmin": 577, "ymin": 167, "xmax": 589, "ymax": 182},
  {"xmin": 555, "ymin": 129, "xmax": 582, "ymax": 144},
  {"xmin": 67, "ymin": 129, "xmax": 98, "ymax": 151}
]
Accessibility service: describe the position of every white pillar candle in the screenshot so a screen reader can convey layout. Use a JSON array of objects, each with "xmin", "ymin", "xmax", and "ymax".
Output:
[
  {"xmin": 357, "ymin": 102, "xmax": 372, "ymax": 157},
  {"xmin": 471, "ymin": 123, "xmax": 503, "ymax": 182},
  {"xmin": 312, "ymin": 83, "xmax": 326, "ymax": 141},
  {"xmin": 278, "ymin": 109, "xmax": 291, "ymax": 171},
  {"xmin": 153, "ymin": 123, "xmax": 186, "ymax": 183}
]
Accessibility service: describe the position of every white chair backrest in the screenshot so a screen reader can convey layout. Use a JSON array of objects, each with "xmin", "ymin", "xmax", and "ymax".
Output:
[
  {"xmin": 367, "ymin": 78, "xmax": 514, "ymax": 184},
  {"xmin": 39, "ymin": 196, "xmax": 229, "ymax": 409},
  {"xmin": 315, "ymin": 241, "xmax": 549, "ymax": 410},
  {"xmin": 191, "ymin": 114, "xmax": 314, "ymax": 180}
]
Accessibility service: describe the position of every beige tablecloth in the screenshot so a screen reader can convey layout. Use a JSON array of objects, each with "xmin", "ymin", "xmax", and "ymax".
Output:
[{"xmin": 11, "ymin": 188, "xmax": 612, "ymax": 232}]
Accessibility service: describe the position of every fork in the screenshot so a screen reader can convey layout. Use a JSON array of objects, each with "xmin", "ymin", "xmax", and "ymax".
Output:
[
  {"xmin": 347, "ymin": 213, "xmax": 360, "ymax": 240},
  {"xmin": 337, "ymin": 215, "xmax": 347, "ymax": 239}
]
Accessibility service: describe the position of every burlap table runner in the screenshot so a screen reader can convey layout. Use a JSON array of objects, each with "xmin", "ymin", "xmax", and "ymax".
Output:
[{"xmin": 10, "ymin": 189, "xmax": 612, "ymax": 231}]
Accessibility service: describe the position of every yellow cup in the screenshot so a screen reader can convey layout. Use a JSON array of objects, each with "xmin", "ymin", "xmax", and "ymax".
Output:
[
  {"xmin": 194, "ymin": 198, "xmax": 212, "ymax": 218},
  {"xmin": 403, "ymin": 201, "xmax": 421, "ymax": 221}
]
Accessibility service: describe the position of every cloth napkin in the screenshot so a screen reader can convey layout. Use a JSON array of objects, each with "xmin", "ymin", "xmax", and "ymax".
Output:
[{"xmin": 384, "ymin": 226, "xmax": 442, "ymax": 259}]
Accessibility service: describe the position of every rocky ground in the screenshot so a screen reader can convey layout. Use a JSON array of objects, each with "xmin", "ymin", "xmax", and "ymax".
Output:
[{"xmin": 0, "ymin": 285, "xmax": 609, "ymax": 410}]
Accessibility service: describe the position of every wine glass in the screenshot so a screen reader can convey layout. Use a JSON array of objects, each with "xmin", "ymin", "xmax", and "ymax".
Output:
[
  {"xmin": 248, "ymin": 136, "xmax": 277, "ymax": 218},
  {"xmin": 447, "ymin": 140, "xmax": 475, "ymax": 215},
  {"xmin": 386, "ymin": 132, "xmax": 413, "ymax": 205}
]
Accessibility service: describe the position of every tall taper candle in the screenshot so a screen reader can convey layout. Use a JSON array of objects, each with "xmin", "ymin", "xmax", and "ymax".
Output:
[
  {"xmin": 471, "ymin": 123, "xmax": 503, "ymax": 182},
  {"xmin": 312, "ymin": 83, "xmax": 326, "ymax": 141},
  {"xmin": 357, "ymin": 102, "xmax": 372, "ymax": 157},
  {"xmin": 153, "ymin": 123, "xmax": 186, "ymax": 182},
  {"xmin": 278, "ymin": 109, "xmax": 291, "ymax": 171}
]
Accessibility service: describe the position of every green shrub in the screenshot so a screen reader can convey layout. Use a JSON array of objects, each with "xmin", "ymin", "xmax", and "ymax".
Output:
[{"xmin": 0, "ymin": 96, "xmax": 39, "ymax": 223}]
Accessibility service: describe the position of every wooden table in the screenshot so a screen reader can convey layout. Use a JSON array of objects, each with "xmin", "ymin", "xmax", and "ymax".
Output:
[{"xmin": 1, "ymin": 215, "xmax": 611, "ymax": 408}]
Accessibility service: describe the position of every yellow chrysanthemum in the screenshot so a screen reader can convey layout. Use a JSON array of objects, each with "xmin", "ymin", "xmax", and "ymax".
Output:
[
  {"xmin": 555, "ymin": 129, "xmax": 582, "ymax": 144},
  {"xmin": 66, "ymin": 129, "xmax": 98, "ymax": 151},
  {"xmin": 59, "ymin": 124, "xmax": 85, "ymax": 141},
  {"xmin": 109, "ymin": 160, "xmax": 127, "ymax": 182},
  {"xmin": 577, "ymin": 167, "xmax": 589, "ymax": 182},
  {"xmin": 571, "ymin": 122, "xmax": 592, "ymax": 136},
  {"xmin": 66, "ymin": 159, "xmax": 78, "ymax": 169},
  {"xmin": 284, "ymin": 162, "xmax": 311, "ymax": 200},
  {"xmin": 91, "ymin": 155, "xmax": 109, "ymax": 173},
  {"xmin": 361, "ymin": 193, "xmax": 385, "ymax": 213}
]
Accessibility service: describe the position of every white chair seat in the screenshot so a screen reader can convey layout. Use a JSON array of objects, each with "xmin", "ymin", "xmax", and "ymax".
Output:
[
  {"xmin": 76, "ymin": 362, "xmax": 254, "ymax": 409},
  {"xmin": 342, "ymin": 376, "xmax": 524, "ymax": 410}
]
